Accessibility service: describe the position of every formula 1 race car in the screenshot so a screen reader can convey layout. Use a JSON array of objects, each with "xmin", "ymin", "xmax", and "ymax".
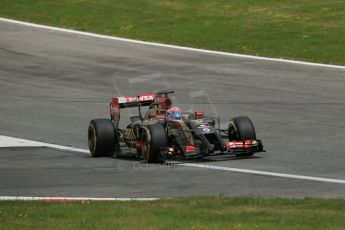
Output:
[{"xmin": 88, "ymin": 90, "xmax": 264, "ymax": 163}]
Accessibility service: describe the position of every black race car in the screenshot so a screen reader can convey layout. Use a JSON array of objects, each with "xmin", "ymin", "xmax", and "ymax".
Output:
[{"xmin": 88, "ymin": 90, "xmax": 264, "ymax": 163}]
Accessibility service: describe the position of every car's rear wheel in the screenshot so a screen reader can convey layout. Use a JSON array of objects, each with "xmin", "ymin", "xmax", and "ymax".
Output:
[
  {"xmin": 141, "ymin": 124, "xmax": 168, "ymax": 163},
  {"xmin": 88, "ymin": 119, "xmax": 117, "ymax": 157}
]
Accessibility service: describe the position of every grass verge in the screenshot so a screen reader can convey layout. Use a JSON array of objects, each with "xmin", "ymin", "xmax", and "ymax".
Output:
[
  {"xmin": 1, "ymin": 196, "xmax": 345, "ymax": 229},
  {"xmin": 0, "ymin": 0, "xmax": 344, "ymax": 65}
]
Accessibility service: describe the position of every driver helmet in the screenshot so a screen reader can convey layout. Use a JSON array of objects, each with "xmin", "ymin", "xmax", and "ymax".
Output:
[{"xmin": 167, "ymin": 107, "xmax": 182, "ymax": 120}]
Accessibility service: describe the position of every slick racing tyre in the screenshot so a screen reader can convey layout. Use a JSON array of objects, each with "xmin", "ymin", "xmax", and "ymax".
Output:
[
  {"xmin": 88, "ymin": 119, "xmax": 117, "ymax": 157},
  {"xmin": 228, "ymin": 116, "xmax": 256, "ymax": 157},
  {"xmin": 141, "ymin": 124, "xmax": 168, "ymax": 163},
  {"xmin": 228, "ymin": 116, "xmax": 256, "ymax": 141}
]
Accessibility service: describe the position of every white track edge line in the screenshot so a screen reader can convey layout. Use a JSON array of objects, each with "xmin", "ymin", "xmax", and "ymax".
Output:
[
  {"xmin": 0, "ymin": 196, "xmax": 158, "ymax": 201},
  {"xmin": 0, "ymin": 135, "xmax": 89, "ymax": 153},
  {"xmin": 182, "ymin": 163, "xmax": 345, "ymax": 184},
  {"xmin": 1, "ymin": 135, "xmax": 345, "ymax": 185},
  {"xmin": 0, "ymin": 17, "xmax": 344, "ymax": 70}
]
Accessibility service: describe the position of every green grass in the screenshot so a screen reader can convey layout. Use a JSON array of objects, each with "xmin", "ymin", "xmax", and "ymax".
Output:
[
  {"xmin": 1, "ymin": 197, "xmax": 345, "ymax": 229},
  {"xmin": 0, "ymin": 0, "xmax": 344, "ymax": 65}
]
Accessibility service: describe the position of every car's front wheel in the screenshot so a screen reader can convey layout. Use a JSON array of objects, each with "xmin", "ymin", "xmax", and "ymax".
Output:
[
  {"xmin": 228, "ymin": 116, "xmax": 257, "ymax": 157},
  {"xmin": 141, "ymin": 124, "xmax": 168, "ymax": 163},
  {"xmin": 228, "ymin": 116, "xmax": 256, "ymax": 141}
]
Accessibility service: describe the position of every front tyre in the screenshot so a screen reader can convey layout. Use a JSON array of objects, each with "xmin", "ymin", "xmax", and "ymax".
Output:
[
  {"xmin": 228, "ymin": 116, "xmax": 257, "ymax": 157},
  {"xmin": 88, "ymin": 119, "xmax": 116, "ymax": 157},
  {"xmin": 228, "ymin": 116, "xmax": 256, "ymax": 141},
  {"xmin": 141, "ymin": 124, "xmax": 168, "ymax": 163}
]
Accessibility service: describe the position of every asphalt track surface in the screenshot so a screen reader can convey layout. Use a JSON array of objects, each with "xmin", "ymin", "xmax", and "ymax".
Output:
[{"xmin": 1, "ymin": 20, "xmax": 345, "ymax": 198}]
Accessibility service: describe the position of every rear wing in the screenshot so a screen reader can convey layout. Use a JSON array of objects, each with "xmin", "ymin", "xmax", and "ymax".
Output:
[
  {"xmin": 110, "ymin": 90, "xmax": 174, "ymax": 126},
  {"xmin": 114, "ymin": 94, "xmax": 156, "ymax": 108},
  {"xmin": 110, "ymin": 94, "xmax": 155, "ymax": 125}
]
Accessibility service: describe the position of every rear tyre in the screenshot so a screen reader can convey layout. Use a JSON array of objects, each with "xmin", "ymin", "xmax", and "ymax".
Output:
[
  {"xmin": 88, "ymin": 119, "xmax": 116, "ymax": 157},
  {"xmin": 141, "ymin": 124, "xmax": 168, "ymax": 163},
  {"xmin": 228, "ymin": 116, "xmax": 256, "ymax": 141}
]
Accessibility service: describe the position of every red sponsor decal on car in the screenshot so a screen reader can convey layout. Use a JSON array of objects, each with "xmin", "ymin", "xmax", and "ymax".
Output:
[{"xmin": 226, "ymin": 140, "xmax": 252, "ymax": 149}]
